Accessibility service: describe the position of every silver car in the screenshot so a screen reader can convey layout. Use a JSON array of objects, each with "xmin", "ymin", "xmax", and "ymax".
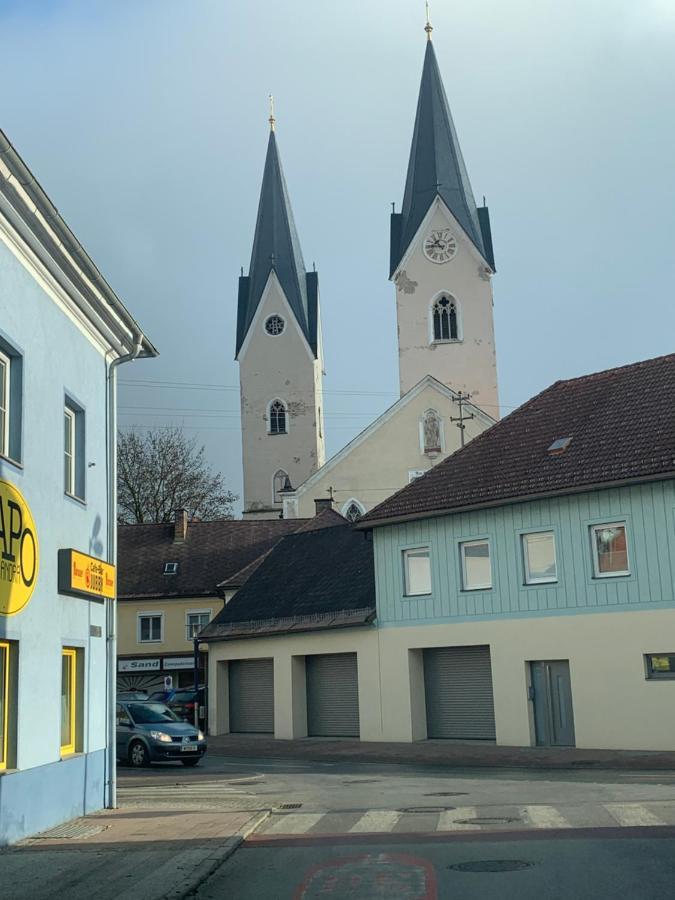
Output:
[{"xmin": 116, "ymin": 701, "xmax": 207, "ymax": 767}]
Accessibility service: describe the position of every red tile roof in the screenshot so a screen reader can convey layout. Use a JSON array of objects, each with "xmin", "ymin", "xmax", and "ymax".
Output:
[{"xmin": 361, "ymin": 353, "xmax": 675, "ymax": 526}]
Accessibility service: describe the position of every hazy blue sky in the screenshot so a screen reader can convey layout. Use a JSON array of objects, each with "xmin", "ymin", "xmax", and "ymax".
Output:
[{"xmin": 2, "ymin": 0, "xmax": 673, "ymax": 511}]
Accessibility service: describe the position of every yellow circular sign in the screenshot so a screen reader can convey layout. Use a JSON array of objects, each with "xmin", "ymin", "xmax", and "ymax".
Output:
[{"xmin": 0, "ymin": 479, "xmax": 39, "ymax": 616}]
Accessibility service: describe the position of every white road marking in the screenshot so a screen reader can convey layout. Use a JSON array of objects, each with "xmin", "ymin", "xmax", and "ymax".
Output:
[
  {"xmin": 604, "ymin": 804, "xmax": 667, "ymax": 827},
  {"xmin": 265, "ymin": 813, "xmax": 324, "ymax": 834},
  {"xmin": 521, "ymin": 806, "xmax": 572, "ymax": 829},
  {"xmin": 349, "ymin": 810, "xmax": 402, "ymax": 833},
  {"xmin": 436, "ymin": 807, "xmax": 481, "ymax": 831}
]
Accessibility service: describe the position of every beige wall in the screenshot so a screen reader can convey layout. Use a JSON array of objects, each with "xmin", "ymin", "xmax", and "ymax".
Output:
[
  {"xmin": 118, "ymin": 596, "xmax": 224, "ymax": 657},
  {"xmin": 284, "ymin": 380, "xmax": 493, "ymax": 518},
  {"xmin": 207, "ymin": 608, "xmax": 675, "ymax": 751},
  {"xmin": 394, "ymin": 200, "xmax": 499, "ymax": 415},
  {"xmin": 239, "ymin": 271, "xmax": 325, "ymax": 515}
]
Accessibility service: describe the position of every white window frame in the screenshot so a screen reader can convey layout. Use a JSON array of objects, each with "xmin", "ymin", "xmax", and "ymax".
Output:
[
  {"xmin": 590, "ymin": 522, "xmax": 630, "ymax": 578},
  {"xmin": 402, "ymin": 547, "xmax": 432, "ymax": 597},
  {"xmin": 341, "ymin": 498, "xmax": 366, "ymax": 522},
  {"xmin": 522, "ymin": 531, "xmax": 558, "ymax": 585},
  {"xmin": 0, "ymin": 350, "xmax": 9, "ymax": 458},
  {"xmin": 137, "ymin": 612, "xmax": 164, "ymax": 644},
  {"xmin": 267, "ymin": 398, "xmax": 288, "ymax": 435},
  {"xmin": 185, "ymin": 609, "xmax": 212, "ymax": 642},
  {"xmin": 460, "ymin": 539, "xmax": 492, "ymax": 591},
  {"xmin": 64, "ymin": 406, "xmax": 76, "ymax": 497}
]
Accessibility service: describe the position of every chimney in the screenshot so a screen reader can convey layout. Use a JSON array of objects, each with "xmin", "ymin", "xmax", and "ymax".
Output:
[
  {"xmin": 174, "ymin": 508, "xmax": 189, "ymax": 543},
  {"xmin": 314, "ymin": 497, "xmax": 333, "ymax": 516}
]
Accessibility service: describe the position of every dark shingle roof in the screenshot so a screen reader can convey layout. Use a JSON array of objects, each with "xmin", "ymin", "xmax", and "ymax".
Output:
[
  {"xmin": 200, "ymin": 524, "xmax": 375, "ymax": 640},
  {"xmin": 236, "ymin": 130, "xmax": 318, "ymax": 357},
  {"xmin": 118, "ymin": 518, "xmax": 308, "ymax": 600},
  {"xmin": 361, "ymin": 353, "xmax": 675, "ymax": 526},
  {"xmin": 390, "ymin": 40, "xmax": 493, "ymax": 276}
]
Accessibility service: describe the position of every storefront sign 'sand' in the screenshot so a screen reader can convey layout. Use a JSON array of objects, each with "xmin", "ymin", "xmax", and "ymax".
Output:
[
  {"xmin": 58, "ymin": 549, "xmax": 115, "ymax": 602},
  {"xmin": 118, "ymin": 658, "xmax": 161, "ymax": 673},
  {"xmin": 0, "ymin": 480, "xmax": 39, "ymax": 616}
]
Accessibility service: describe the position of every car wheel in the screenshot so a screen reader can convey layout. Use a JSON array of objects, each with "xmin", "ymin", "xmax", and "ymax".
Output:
[
  {"xmin": 129, "ymin": 740, "xmax": 150, "ymax": 768},
  {"xmin": 181, "ymin": 758, "xmax": 200, "ymax": 767}
]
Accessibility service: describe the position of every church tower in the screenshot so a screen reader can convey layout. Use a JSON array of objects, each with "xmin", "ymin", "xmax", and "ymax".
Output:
[
  {"xmin": 237, "ymin": 111, "xmax": 325, "ymax": 518},
  {"xmin": 390, "ymin": 18, "xmax": 499, "ymax": 416}
]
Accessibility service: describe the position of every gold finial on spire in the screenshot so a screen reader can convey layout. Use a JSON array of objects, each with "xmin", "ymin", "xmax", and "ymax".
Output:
[
  {"xmin": 424, "ymin": 0, "xmax": 433, "ymax": 40},
  {"xmin": 268, "ymin": 94, "xmax": 276, "ymax": 132}
]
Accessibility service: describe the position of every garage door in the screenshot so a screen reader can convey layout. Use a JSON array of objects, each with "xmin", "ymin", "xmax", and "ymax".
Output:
[
  {"xmin": 306, "ymin": 653, "xmax": 360, "ymax": 737},
  {"xmin": 423, "ymin": 646, "xmax": 496, "ymax": 740},
  {"xmin": 229, "ymin": 658, "xmax": 274, "ymax": 733}
]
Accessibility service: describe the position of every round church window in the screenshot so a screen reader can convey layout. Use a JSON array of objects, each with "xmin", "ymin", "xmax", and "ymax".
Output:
[{"xmin": 265, "ymin": 315, "xmax": 285, "ymax": 336}]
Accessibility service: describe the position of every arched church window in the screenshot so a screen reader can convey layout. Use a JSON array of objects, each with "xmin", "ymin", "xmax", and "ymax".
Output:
[
  {"xmin": 432, "ymin": 295, "xmax": 458, "ymax": 342},
  {"xmin": 269, "ymin": 399, "xmax": 287, "ymax": 434},
  {"xmin": 343, "ymin": 500, "xmax": 365, "ymax": 523},
  {"xmin": 422, "ymin": 409, "xmax": 442, "ymax": 455},
  {"xmin": 273, "ymin": 469, "xmax": 290, "ymax": 504}
]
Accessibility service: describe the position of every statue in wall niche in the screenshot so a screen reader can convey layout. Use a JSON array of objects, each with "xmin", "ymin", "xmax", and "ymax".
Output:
[{"xmin": 423, "ymin": 410, "xmax": 442, "ymax": 454}]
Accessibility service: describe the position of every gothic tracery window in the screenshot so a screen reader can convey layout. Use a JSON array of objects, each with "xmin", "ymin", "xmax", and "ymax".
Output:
[
  {"xmin": 344, "ymin": 501, "xmax": 364, "ymax": 523},
  {"xmin": 269, "ymin": 399, "xmax": 287, "ymax": 434},
  {"xmin": 432, "ymin": 295, "xmax": 458, "ymax": 342}
]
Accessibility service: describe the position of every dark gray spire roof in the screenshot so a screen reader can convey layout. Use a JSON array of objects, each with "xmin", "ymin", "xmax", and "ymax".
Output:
[
  {"xmin": 236, "ymin": 131, "xmax": 318, "ymax": 357},
  {"xmin": 390, "ymin": 41, "xmax": 494, "ymax": 275}
]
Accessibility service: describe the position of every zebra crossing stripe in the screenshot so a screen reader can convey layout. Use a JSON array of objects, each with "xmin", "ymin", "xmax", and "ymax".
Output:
[
  {"xmin": 436, "ymin": 807, "xmax": 481, "ymax": 831},
  {"xmin": 265, "ymin": 813, "xmax": 324, "ymax": 834},
  {"xmin": 604, "ymin": 804, "xmax": 667, "ymax": 827},
  {"xmin": 349, "ymin": 810, "xmax": 402, "ymax": 833},
  {"xmin": 521, "ymin": 805, "xmax": 572, "ymax": 829}
]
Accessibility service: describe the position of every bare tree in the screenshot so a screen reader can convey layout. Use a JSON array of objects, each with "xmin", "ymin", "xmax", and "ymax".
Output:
[{"xmin": 117, "ymin": 427, "xmax": 237, "ymax": 524}]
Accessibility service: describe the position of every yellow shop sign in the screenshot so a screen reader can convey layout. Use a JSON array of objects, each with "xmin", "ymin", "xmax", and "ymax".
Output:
[
  {"xmin": 0, "ymin": 479, "xmax": 39, "ymax": 616},
  {"xmin": 58, "ymin": 549, "xmax": 115, "ymax": 601}
]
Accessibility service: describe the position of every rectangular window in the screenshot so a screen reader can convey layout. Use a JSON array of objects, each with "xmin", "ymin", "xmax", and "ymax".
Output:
[
  {"xmin": 186, "ymin": 611, "xmax": 211, "ymax": 641},
  {"xmin": 0, "ymin": 338, "xmax": 22, "ymax": 464},
  {"xmin": 0, "ymin": 641, "xmax": 9, "ymax": 770},
  {"xmin": 460, "ymin": 540, "xmax": 492, "ymax": 590},
  {"xmin": 522, "ymin": 531, "xmax": 557, "ymax": 584},
  {"xmin": 64, "ymin": 398, "xmax": 85, "ymax": 500},
  {"xmin": 646, "ymin": 654, "xmax": 675, "ymax": 680},
  {"xmin": 139, "ymin": 614, "xmax": 163, "ymax": 643},
  {"xmin": 591, "ymin": 523, "xmax": 630, "ymax": 577},
  {"xmin": 0, "ymin": 350, "xmax": 9, "ymax": 458},
  {"xmin": 61, "ymin": 648, "xmax": 77, "ymax": 756},
  {"xmin": 403, "ymin": 548, "xmax": 432, "ymax": 596}
]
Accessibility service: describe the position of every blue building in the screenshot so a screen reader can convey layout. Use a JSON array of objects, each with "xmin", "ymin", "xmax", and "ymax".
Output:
[{"xmin": 0, "ymin": 128, "xmax": 157, "ymax": 844}]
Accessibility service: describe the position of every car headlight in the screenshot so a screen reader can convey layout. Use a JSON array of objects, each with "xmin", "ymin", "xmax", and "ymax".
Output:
[
  {"xmin": 149, "ymin": 730, "xmax": 173, "ymax": 743},
  {"xmin": 198, "ymin": 730, "xmax": 205, "ymax": 741}
]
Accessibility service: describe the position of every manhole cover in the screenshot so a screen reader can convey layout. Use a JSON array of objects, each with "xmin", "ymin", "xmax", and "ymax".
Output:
[
  {"xmin": 399, "ymin": 806, "xmax": 455, "ymax": 814},
  {"xmin": 449, "ymin": 860, "xmax": 534, "ymax": 873},
  {"xmin": 455, "ymin": 816, "xmax": 520, "ymax": 826},
  {"xmin": 34, "ymin": 822, "xmax": 107, "ymax": 840},
  {"xmin": 424, "ymin": 792, "xmax": 468, "ymax": 797},
  {"xmin": 277, "ymin": 803, "xmax": 302, "ymax": 810}
]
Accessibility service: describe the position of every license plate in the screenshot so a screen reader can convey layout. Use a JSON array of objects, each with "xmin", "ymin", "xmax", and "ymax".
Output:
[{"xmin": 181, "ymin": 743, "xmax": 199, "ymax": 752}]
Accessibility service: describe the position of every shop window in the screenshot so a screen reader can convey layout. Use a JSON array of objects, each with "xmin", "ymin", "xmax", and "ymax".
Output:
[
  {"xmin": 645, "ymin": 654, "xmax": 675, "ymax": 680},
  {"xmin": 460, "ymin": 540, "xmax": 492, "ymax": 590},
  {"xmin": 591, "ymin": 523, "xmax": 630, "ymax": 577},
  {"xmin": 403, "ymin": 547, "xmax": 432, "ymax": 596},
  {"xmin": 0, "ymin": 337, "xmax": 23, "ymax": 464},
  {"xmin": 138, "ymin": 613, "xmax": 163, "ymax": 643},
  {"xmin": 61, "ymin": 648, "xmax": 78, "ymax": 756},
  {"xmin": 522, "ymin": 531, "xmax": 557, "ymax": 584},
  {"xmin": 186, "ymin": 610, "xmax": 211, "ymax": 641},
  {"xmin": 64, "ymin": 397, "xmax": 85, "ymax": 500}
]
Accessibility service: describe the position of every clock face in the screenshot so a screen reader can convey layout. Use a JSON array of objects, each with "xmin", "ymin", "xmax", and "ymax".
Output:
[{"xmin": 423, "ymin": 229, "xmax": 457, "ymax": 264}]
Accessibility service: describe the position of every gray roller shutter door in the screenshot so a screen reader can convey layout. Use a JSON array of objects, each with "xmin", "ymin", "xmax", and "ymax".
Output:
[
  {"xmin": 229, "ymin": 658, "xmax": 274, "ymax": 734},
  {"xmin": 424, "ymin": 646, "xmax": 496, "ymax": 740},
  {"xmin": 306, "ymin": 653, "xmax": 360, "ymax": 737}
]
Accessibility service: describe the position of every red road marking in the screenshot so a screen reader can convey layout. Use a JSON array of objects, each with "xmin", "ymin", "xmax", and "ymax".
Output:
[{"xmin": 293, "ymin": 852, "xmax": 437, "ymax": 900}]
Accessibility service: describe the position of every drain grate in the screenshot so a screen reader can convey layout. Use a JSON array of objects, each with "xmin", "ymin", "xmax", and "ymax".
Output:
[
  {"xmin": 455, "ymin": 816, "xmax": 520, "ymax": 826},
  {"xmin": 449, "ymin": 859, "xmax": 534, "ymax": 873},
  {"xmin": 34, "ymin": 821, "xmax": 107, "ymax": 840},
  {"xmin": 424, "ymin": 792, "xmax": 468, "ymax": 797},
  {"xmin": 277, "ymin": 803, "xmax": 303, "ymax": 810},
  {"xmin": 399, "ymin": 806, "xmax": 455, "ymax": 814}
]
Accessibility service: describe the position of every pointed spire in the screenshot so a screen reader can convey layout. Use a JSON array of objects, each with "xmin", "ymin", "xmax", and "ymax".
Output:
[
  {"xmin": 424, "ymin": 1, "xmax": 433, "ymax": 40},
  {"xmin": 268, "ymin": 93, "xmax": 276, "ymax": 132},
  {"xmin": 390, "ymin": 39, "xmax": 493, "ymax": 275},
  {"xmin": 236, "ymin": 121, "xmax": 319, "ymax": 357}
]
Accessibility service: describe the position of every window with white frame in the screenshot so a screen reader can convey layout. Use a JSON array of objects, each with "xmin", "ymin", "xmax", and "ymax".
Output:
[
  {"xmin": 138, "ymin": 614, "xmax": 163, "ymax": 643},
  {"xmin": 343, "ymin": 500, "xmax": 364, "ymax": 523},
  {"xmin": 522, "ymin": 531, "xmax": 557, "ymax": 584},
  {"xmin": 460, "ymin": 540, "xmax": 492, "ymax": 590},
  {"xmin": 591, "ymin": 523, "xmax": 630, "ymax": 577},
  {"xmin": 64, "ymin": 398, "xmax": 85, "ymax": 500},
  {"xmin": 269, "ymin": 399, "xmax": 287, "ymax": 434},
  {"xmin": 403, "ymin": 547, "xmax": 432, "ymax": 596},
  {"xmin": 432, "ymin": 295, "xmax": 459, "ymax": 342},
  {"xmin": 0, "ymin": 350, "xmax": 9, "ymax": 458},
  {"xmin": 186, "ymin": 610, "xmax": 211, "ymax": 641},
  {"xmin": 0, "ymin": 340, "xmax": 22, "ymax": 463}
]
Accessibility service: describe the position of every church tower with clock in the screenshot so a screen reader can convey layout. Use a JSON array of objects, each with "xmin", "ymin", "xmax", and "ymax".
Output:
[{"xmin": 390, "ymin": 20, "xmax": 500, "ymax": 416}]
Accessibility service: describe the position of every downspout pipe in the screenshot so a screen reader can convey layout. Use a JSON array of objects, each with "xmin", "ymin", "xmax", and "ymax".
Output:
[{"xmin": 105, "ymin": 334, "xmax": 144, "ymax": 810}]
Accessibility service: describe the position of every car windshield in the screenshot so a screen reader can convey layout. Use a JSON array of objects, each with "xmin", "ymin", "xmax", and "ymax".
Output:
[{"xmin": 127, "ymin": 702, "xmax": 179, "ymax": 724}]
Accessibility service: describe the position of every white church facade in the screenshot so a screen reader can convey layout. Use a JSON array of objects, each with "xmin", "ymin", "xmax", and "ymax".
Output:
[{"xmin": 237, "ymin": 25, "xmax": 499, "ymax": 519}]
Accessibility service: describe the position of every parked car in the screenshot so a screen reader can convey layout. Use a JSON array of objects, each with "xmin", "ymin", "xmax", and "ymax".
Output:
[
  {"xmin": 117, "ymin": 690, "xmax": 149, "ymax": 701},
  {"xmin": 116, "ymin": 700, "xmax": 207, "ymax": 767},
  {"xmin": 149, "ymin": 688, "xmax": 206, "ymax": 726}
]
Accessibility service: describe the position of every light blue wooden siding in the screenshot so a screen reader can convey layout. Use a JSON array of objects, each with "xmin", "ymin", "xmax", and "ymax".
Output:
[{"xmin": 374, "ymin": 482, "xmax": 675, "ymax": 624}]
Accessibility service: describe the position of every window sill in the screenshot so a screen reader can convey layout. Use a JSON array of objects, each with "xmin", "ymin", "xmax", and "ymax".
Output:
[
  {"xmin": 646, "ymin": 675, "xmax": 675, "ymax": 681},
  {"xmin": 403, "ymin": 592, "xmax": 432, "ymax": 599},
  {"xmin": 524, "ymin": 579, "xmax": 558, "ymax": 587},
  {"xmin": 64, "ymin": 492, "xmax": 86, "ymax": 507},
  {"xmin": 0, "ymin": 452, "xmax": 23, "ymax": 471},
  {"xmin": 267, "ymin": 432, "xmax": 288, "ymax": 437},
  {"xmin": 593, "ymin": 571, "xmax": 631, "ymax": 579},
  {"xmin": 462, "ymin": 586, "xmax": 493, "ymax": 593},
  {"xmin": 0, "ymin": 767, "xmax": 18, "ymax": 776},
  {"xmin": 430, "ymin": 339, "xmax": 462, "ymax": 346},
  {"xmin": 60, "ymin": 750, "xmax": 83, "ymax": 761},
  {"xmin": 139, "ymin": 640, "xmax": 163, "ymax": 644}
]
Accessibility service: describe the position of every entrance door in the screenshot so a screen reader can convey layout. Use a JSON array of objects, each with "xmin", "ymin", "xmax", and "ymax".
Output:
[{"xmin": 530, "ymin": 660, "xmax": 575, "ymax": 747}]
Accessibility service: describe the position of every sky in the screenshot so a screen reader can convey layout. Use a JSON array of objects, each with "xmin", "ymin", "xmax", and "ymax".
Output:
[{"xmin": 1, "ymin": 0, "xmax": 674, "ymax": 513}]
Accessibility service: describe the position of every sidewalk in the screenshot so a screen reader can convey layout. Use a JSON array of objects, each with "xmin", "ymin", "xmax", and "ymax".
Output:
[
  {"xmin": 0, "ymin": 805, "xmax": 269, "ymax": 900},
  {"xmin": 208, "ymin": 733, "xmax": 675, "ymax": 771}
]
